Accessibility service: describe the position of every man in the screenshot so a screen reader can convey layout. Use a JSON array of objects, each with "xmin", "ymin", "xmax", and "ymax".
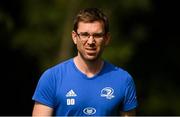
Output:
[{"xmin": 32, "ymin": 8, "xmax": 138, "ymax": 116}]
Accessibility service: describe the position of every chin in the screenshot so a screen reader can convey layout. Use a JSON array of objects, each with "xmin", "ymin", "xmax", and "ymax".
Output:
[
  {"xmin": 84, "ymin": 55, "xmax": 100, "ymax": 61},
  {"xmin": 78, "ymin": 51, "xmax": 101, "ymax": 61}
]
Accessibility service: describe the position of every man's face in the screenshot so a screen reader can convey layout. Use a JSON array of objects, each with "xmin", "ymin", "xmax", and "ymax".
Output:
[{"xmin": 72, "ymin": 21, "xmax": 110, "ymax": 61}]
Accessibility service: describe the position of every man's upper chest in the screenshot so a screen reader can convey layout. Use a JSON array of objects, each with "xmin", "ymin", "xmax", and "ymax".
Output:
[{"xmin": 55, "ymin": 72, "xmax": 126, "ymax": 110}]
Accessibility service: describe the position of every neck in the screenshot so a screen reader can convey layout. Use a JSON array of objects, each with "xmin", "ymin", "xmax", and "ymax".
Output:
[{"xmin": 73, "ymin": 56, "xmax": 104, "ymax": 78}]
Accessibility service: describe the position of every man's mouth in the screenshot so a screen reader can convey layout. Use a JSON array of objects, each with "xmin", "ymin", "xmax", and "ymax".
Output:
[{"xmin": 85, "ymin": 48, "xmax": 97, "ymax": 54}]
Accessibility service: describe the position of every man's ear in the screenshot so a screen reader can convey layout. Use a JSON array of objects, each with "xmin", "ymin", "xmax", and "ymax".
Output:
[
  {"xmin": 104, "ymin": 32, "xmax": 111, "ymax": 46},
  {"xmin": 72, "ymin": 31, "xmax": 77, "ymax": 44}
]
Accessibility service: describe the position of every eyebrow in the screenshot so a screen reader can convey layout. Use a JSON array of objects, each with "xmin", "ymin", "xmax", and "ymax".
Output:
[{"xmin": 78, "ymin": 32, "xmax": 104, "ymax": 34}]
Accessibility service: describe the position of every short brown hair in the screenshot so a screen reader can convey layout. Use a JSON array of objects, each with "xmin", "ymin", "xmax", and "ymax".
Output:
[{"xmin": 73, "ymin": 8, "xmax": 109, "ymax": 34}]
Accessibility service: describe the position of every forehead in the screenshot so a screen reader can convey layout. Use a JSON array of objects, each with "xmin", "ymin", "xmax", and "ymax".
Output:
[{"xmin": 77, "ymin": 21, "xmax": 104, "ymax": 33}]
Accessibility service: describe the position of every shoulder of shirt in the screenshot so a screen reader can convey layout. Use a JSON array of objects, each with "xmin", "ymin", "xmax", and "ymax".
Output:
[
  {"xmin": 104, "ymin": 61, "xmax": 128, "ymax": 73},
  {"xmin": 39, "ymin": 58, "xmax": 73, "ymax": 83},
  {"xmin": 43, "ymin": 58, "xmax": 73, "ymax": 74},
  {"xmin": 104, "ymin": 60, "xmax": 133, "ymax": 80}
]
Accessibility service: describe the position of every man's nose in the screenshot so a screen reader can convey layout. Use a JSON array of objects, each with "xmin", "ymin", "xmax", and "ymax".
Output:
[{"xmin": 87, "ymin": 36, "xmax": 95, "ymax": 44}]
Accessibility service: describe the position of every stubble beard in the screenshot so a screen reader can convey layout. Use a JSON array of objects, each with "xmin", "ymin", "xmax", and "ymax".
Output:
[
  {"xmin": 78, "ymin": 49, "xmax": 103, "ymax": 63},
  {"xmin": 79, "ymin": 52, "xmax": 97, "ymax": 62}
]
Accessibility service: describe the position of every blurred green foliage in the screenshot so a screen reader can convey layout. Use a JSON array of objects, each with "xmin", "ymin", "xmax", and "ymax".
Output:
[{"xmin": 8, "ymin": 0, "xmax": 151, "ymax": 70}]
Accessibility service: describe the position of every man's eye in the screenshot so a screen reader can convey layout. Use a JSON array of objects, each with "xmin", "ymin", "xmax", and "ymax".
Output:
[
  {"xmin": 81, "ymin": 33, "xmax": 89, "ymax": 37},
  {"xmin": 93, "ymin": 34, "xmax": 103, "ymax": 38}
]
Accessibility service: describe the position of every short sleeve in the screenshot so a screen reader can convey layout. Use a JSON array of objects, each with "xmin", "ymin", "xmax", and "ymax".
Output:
[
  {"xmin": 32, "ymin": 69, "xmax": 56, "ymax": 108},
  {"xmin": 122, "ymin": 74, "xmax": 138, "ymax": 111}
]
